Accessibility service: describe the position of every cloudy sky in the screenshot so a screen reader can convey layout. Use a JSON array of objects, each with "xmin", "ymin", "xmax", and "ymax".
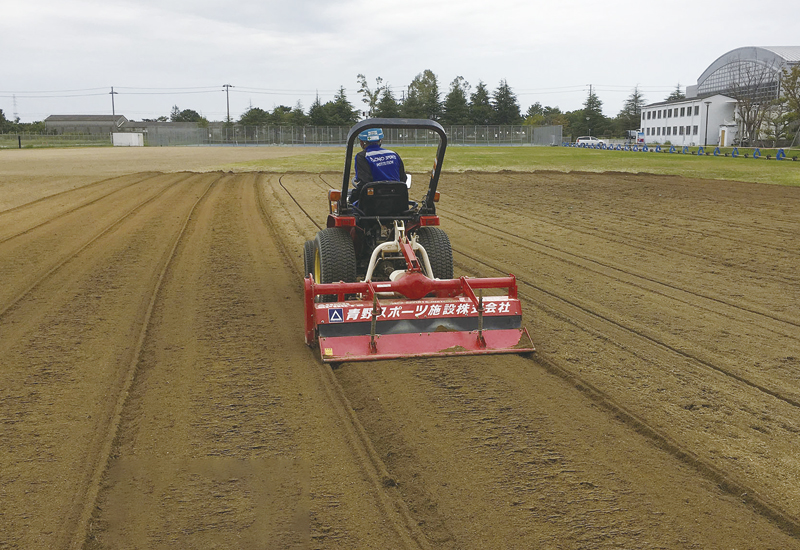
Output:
[{"xmin": 1, "ymin": 0, "xmax": 795, "ymax": 123}]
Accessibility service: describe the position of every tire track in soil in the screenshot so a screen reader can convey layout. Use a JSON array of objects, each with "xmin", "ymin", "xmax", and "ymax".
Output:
[
  {"xmin": 439, "ymin": 203, "xmax": 798, "ymax": 330},
  {"xmin": 85, "ymin": 174, "xmax": 428, "ymax": 549},
  {"xmin": 70, "ymin": 174, "xmax": 220, "ymax": 550},
  {"xmin": 456, "ymin": 172, "xmax": 798, "ymax": 285},
  {"xmin": 260, "ymin": 173, "xmax": 434, "ymax": 549},
  {"xmin": 0, "ymin": 175, "xmax": 218, "ymax": 550},
  {"xmin": 436, "ymin": 180, "xmax": 800, "ymax": 530},
  {"xmin": 497, "ymin": 172, "xmax": 799, "ymax": 250},
  {"xmin": 0, "ymin": 172, "xmax": 163, "ymax": 243},
  {"xmin": 0, "ymin": 172, "xmax": 157, "ymax": 216},
  {"xmin": 269, "ymin": 172, "xmax": 800, "ymax": 547},
  {"xmin": 0, "ymin": 173, "xmax": 192, "ymax": 321},
  {"xmin": 440, "ymin": 209, "xmax": 800, "ymax": 406},
  {"xmin": 500, "ymin": 171, "xmax": 800, "ymax": 236},
  {"xmin": 451, "ymin": 233, "xmax": 800, "ymax": 535}
]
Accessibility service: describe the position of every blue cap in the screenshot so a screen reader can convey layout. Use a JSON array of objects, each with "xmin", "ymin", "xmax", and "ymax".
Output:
[{"xmin": 358, "ymin": 128, "xmax": 383, "ymax": 142}]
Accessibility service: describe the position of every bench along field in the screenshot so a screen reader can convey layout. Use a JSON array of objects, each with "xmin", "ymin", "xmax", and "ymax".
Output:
[{"xmin": 1, "ymin": 146, "xmax": 799, "ymax": 549}]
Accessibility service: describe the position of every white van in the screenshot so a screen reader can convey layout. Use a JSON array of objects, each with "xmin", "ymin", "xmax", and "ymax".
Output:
[{"xmin": 575, "ymin": 136, "xmax": 604, "ymax": 146}]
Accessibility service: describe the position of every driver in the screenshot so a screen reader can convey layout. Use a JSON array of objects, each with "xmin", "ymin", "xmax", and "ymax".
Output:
[{"xmin": 349, "ymin": 128, "xmax": 407, "ymax": 203}]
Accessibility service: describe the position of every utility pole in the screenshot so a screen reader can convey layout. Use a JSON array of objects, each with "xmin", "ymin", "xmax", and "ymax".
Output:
[
  {"xmin": 587, "ymin": 84, "xmax": 593, "ymax": 135},
  {"xmin": 110, "ymin": 87, "xmax": 118, "ymax": 116},
  {"xmin": 223, "ymin": 84, "xmax": 234, "ymax": 123}
]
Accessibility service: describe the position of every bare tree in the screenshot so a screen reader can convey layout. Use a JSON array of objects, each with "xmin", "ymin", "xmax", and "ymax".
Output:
[
  {"xmin": 357, "ymin": 74, "xmax": 385, "ymax": 118},
  {"xmin": 727, "ymin": 58, "xmax": 780, "ymax": 145}
]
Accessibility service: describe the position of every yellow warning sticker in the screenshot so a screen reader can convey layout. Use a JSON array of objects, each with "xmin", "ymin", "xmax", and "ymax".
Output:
[{"xmin": 324, "ymin": 348, "xmax": 333, "ymax": 356}]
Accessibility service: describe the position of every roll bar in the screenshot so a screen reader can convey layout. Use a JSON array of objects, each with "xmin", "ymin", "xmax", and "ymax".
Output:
[{"xmin": 340, "ymin": 118, "xmax": 447, "ymax": 215}]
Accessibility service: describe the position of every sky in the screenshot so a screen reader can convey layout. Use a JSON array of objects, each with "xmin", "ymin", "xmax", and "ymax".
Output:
[{"xmin": 1, "ymin": 0, "xmax": 796, "ymax": 123}]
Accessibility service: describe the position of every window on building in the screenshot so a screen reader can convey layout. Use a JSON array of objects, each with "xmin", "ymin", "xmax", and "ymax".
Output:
[
  {"xmin": 657, "ymin": 127, "xmax": 661, "ymax": 136},
  {"xmin": 694, "ymin": 106, "xmax": 699, "ymax": 116},
  {"xmin": 679, "ymin": 126, "xmax": 684, "ymax": 135},
  {"xmin": 693, "ymin": 125, "xmax": 698, "ymax": 135},
  {"xmin": 673, "ymin": 126, "xmax": 677, "ymax": 135},
  {"xmin": 647, "ymin": 111, "xmax": 651, "ymax": 120},
  {"xmin": 658, "ymin": 111, "xmax": 662, "ymax": 119},
  {"xmin": 680, "ymin": 107, "xmax": 685, "ymax": 117},
  {"xmin": 667, "ymin": 127, "xmax": 671, "ymax": 136}
]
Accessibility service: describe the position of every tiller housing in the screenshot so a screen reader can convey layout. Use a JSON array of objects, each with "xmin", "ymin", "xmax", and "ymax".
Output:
[{"xmin": 304, "ymin": 222, "xmax": 534, "ymax": 362}]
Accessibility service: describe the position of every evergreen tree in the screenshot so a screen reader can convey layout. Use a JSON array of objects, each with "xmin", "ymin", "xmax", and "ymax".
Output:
[
  {"xmin": 289, "ymin": 101, "xmax": 309, "ymax": 126},
  {"xmin": 492, "ymin": 79, "xmax": 522, "ymax": 124},
  {"xmin": 374, "ymin": 86, "xmax": 400, "ymax": 118},
  {"xmin": 469, "ymin": 81, "xmax": 494, "ymax": 124},
  {"xmin": 441, "ymin": 76, "xmax": 471, "ymax": 125},
  {"xmin": 665, "ymin": 83, "xmax": 685, "ymax": 101},
  {"xmin": 618, "ymin": 86, "xmax": 646, "ymax": 131},
  {"xmin": 401, "ymin": 84, "xmax": 425, "ymax": 118},
  {"xmin": 526, "ymin": 102, "xmax": 544, "ymax": 118},
  {"xmin": 327, "ymin": 86, "xmax": 358, "ymax": 126},
  {"xmin": 582, "ymin": 87, "xmax": 605, "ymax": 136},
  {"xmin": 308, "ymin": 95, "xmax": 327, "ymax": 126}
]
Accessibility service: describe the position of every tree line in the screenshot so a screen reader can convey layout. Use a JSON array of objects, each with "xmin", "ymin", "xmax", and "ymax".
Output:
[
  {"xmin": 227, "ymin": 72, "xmax": 705, "ymax": 139},
  {"xmin": 232, "ymin": 72, "xmax": 528, "ymax": 129},
  {"xmin": 3, "ymin": 67, "xmax": 800, "ymax": 143}
]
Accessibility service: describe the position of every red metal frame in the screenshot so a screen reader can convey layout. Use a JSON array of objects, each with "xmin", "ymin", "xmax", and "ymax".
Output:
[{"xmin": 304, "ymin": 273, "xmax": 534, "ymax": 362}]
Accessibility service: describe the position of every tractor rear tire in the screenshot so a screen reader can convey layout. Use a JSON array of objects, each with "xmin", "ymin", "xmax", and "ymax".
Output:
[
  {"xmin": 416, "ymin": 226, "xmax": 453, "ymax": 279},
  {"xmin": 303, "ymin": 239, "xmax": 315, "ymax": 279},
  {"xmin": 313, "ymin": 228, "xmax": 357, "ymax": 302}
]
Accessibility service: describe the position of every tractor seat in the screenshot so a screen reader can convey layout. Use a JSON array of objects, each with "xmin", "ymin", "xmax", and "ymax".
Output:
[{"xmin": 356, "ymin": 181, "xmax": 410, "ymax": 216}]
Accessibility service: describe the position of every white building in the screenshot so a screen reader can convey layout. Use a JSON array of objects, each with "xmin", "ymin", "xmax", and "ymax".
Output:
[
  {"xmin": 641, "ymin": 46, "xmax": 800, "ymax": 147},
  {"xmin": 641, "ymin": 95, "xmax": 736, "ymax": 147}
]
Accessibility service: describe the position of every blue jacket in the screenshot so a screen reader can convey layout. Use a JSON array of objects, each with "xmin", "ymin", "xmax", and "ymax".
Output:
[{"xmin": 354, "ymin": 144, "xmax": 406, "ymax": 185}]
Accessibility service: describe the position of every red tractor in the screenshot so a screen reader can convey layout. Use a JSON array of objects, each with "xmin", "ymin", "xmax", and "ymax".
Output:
[{"xmin": 303, "ymin": 118, "xmax": 534, "ymax": 362}]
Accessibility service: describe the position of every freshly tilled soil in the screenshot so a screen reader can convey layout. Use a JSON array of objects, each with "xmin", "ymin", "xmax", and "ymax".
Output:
[{"xmin": 1, "ymin": 149, "xmax": 799, "ymax": 549}]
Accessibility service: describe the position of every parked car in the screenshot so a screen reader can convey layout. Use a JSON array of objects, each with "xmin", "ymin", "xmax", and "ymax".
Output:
[{"xmin": 576, "ymin": 136, "xmax": 604, "ymax": 146}]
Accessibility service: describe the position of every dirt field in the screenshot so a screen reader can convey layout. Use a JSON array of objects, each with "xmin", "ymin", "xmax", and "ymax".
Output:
[{"xmin": 1, "ymin": 148, "xmax": 799, "ymax": 549}]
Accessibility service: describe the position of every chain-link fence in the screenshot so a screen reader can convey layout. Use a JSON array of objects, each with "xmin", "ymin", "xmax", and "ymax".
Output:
[
  {"xmin": 2, "ymin": 124, "xmax": 562, "ymax": 148},
  {"xmin": 0, "ymin": 133, "xmax": 112, "ymax": 149}
]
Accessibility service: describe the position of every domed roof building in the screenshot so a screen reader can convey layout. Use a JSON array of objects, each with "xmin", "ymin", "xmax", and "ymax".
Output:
[
  {"xmin": 688, "ymin": 46, "xmax": 800, "ymax": 101},
  {"xmin": 641, "ymin": 46, "xmax": 800, "ymax": 147}
]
